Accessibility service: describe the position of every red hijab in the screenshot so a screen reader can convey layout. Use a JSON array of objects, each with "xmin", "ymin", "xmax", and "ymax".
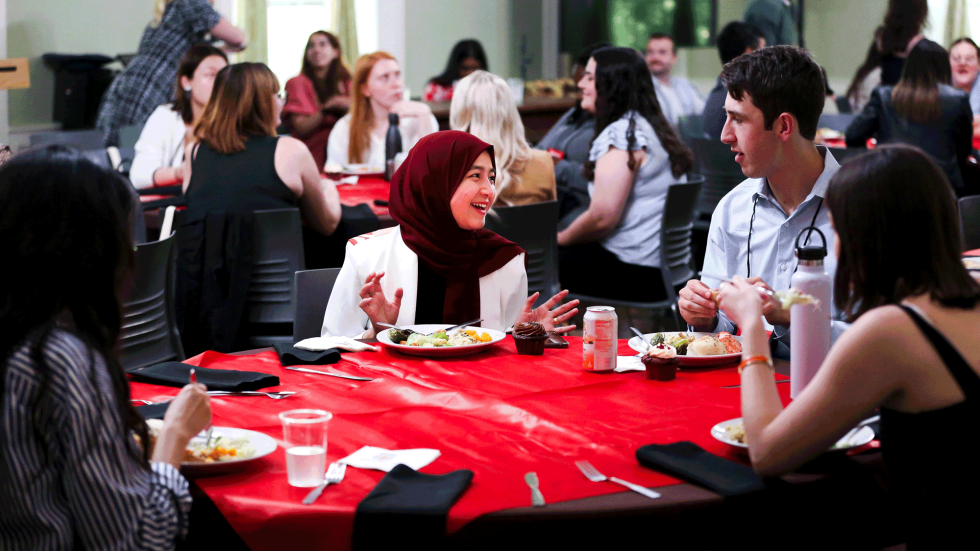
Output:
[{"xmin": 389, "ymin": 131, "xmax": 524, "ymax": 324}]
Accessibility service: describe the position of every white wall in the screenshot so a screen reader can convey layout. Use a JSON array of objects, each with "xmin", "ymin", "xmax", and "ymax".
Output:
[
  {"xmin": 400, "ymin": 0, "xmax": 515, "ymax": 99},
  {"xmin": 7, "ymin": 0, "xmax": 153, "ymax": 129}
]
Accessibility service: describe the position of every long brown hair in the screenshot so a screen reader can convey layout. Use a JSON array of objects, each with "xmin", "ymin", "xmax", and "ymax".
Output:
[
  {"xmin": 195, "ymin": 63, "xmax": 280, "ymax": 154},
  {"xmin": 892, "ymin": 39, "xmax": 951, "ymax": 124},
  {"xmin": 348, "ymin": 51, "xmax": 396, "ymax": 164},
  {"xmin": 826, "ymin": 144, "xmax": 980, "ymax": 322},
  {"xmin": 301, "ymin": 31, "xmax": 352, "ymax": 103},
  {"xmin": 172, "ymin": 44, "xmax": 228, "ymax": 124}
]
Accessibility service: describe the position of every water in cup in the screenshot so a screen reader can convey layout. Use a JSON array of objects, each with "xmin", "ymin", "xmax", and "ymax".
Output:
[
  {"xmin": 279, "ymin": 409, "xmax": 332, "ymax": 488},
  {"xmin": 285, "ymin": 445, "xmax": 327, "ymax": 487}
]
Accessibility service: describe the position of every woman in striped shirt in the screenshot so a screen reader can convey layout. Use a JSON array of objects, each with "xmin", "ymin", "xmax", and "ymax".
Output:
[{"xmin": 0, "ymin": 146, "xmax": 212, "ymax": 550}]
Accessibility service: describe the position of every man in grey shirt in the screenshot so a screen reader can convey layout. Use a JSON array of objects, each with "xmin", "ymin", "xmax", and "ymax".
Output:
[
  {"xmin": 678, "ymin": 45, "xmax": 848, "ymax": 354},
  {"xmin": 645, "ymin": 33, "xmax": 705, "ymax": 126}
]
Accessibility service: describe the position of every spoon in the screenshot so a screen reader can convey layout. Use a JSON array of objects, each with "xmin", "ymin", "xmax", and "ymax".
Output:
[{"xmin": 630, "ymin": 327, "xmax": 651, "ymax": 351}]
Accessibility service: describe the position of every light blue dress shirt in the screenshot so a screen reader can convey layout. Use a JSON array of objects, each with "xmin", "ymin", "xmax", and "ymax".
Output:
[
  {"xmin": 697, "ymin": 146, "xmax": 848, "ymax": 348},
  {"xmin": 969, "ymin": 73, "xmax": 980, "ymax": 115},
  {"xmin": 653, "ymin": 76, "xmax": 706, "ymax": 126}
]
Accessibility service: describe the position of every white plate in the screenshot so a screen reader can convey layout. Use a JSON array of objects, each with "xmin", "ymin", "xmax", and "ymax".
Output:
[
  {"xmin": 964, "ymin": 257, "xmax": 980, "ymax": 271},
  {"xmin": 710, "ymin": 417, "xmax": 875, "ymax": 453},
  {"xmin": 181, "ymin": 427, "xmax": 277, "ymax": 475},
  {"xmin": 376, "ymin": 324, "xmax": 506, "ymax": 358},
  {"xmin": 628, "ymin": 332, "xmax": 742, "ymax": 367}
]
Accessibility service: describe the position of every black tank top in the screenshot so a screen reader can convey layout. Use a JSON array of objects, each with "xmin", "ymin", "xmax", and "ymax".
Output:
[
  {"xmin": 881, "ymin": 305, "xmax": 980, "ymax": 548},
  {"xmin": 186, "ymin": 136, "xmax": 299, "ymax": 213}
]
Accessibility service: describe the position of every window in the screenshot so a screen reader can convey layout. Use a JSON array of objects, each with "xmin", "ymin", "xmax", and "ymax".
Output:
[{"xmin": 266, "ymin": 0, "xmax": 334, "ymax": 87}]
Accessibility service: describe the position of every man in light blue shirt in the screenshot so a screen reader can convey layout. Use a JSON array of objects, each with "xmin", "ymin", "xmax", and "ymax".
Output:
[
  {"xmin": 646, "ymin": 33, "xmax": 705, "ymax": 126},
  {"xmin": 678, "ymin": 45, "xmax": 848, "ymax": 353}
]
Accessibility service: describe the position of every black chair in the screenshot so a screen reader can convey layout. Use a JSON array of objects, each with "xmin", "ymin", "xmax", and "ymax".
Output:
[
  {"xmin": 835, "ymin": 96, "xmax": 853, "ymax": 114},
  {"xmin": 484, "ymin": 200, "xmax": 560, "ymax": 306},
  {"xmin": 817, "ymin": 113, "xmax": 855, "ymax": 133},
  {"xmin": 30, "ymin": 129, "xmax": 104, "ymax": 149},
  {"xmin": 119, "ymin": 233, "xmax": 185, "ymax": 371},
  {"xmin": 827, "ymin": 147, "xmax": 868, "ymax": 164},
  {"xmin": 690, "ymin": 138, "xmax": 744, "ymax": 231},
  {"xmin": 565, "ymin": 177, "xmax": 704, "ymax": 329},
  {"xmin": 959, "ymin": 196, "xmax": 980, "ymax": 250},
  {"xmin": 246, "ymin": 208, "xmax": 307, "ymax": 347},
  {"xmin": 292, "ymin": 268, "xmax": 342, "ymax": 341}
]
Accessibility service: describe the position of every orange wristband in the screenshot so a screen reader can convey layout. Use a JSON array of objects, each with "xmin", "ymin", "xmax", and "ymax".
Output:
[{"xmin": 738, "ymin": 355, "xmax": 773, "ymax": 374}]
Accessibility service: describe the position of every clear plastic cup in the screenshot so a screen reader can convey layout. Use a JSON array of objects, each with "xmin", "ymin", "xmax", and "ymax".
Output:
[{"xmin": 279, "ymin": 409, "xmax": 332, "ymax": 487}]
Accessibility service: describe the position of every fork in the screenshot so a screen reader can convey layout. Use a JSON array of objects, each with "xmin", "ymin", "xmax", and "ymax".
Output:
[
  {"xmin": 574, "ymin": 460, "xmax": 661, "ymax": 500},
  {"xmin": 207, "ymin": 391, "xmax": 296, "ymax": 399},
  {"xmin": 190, "ymin": 369, "xmax": 214, "ymax": 449},
  {"xmin": 302, "ymin": 462, "xmax": 347, "ymax": 505}
]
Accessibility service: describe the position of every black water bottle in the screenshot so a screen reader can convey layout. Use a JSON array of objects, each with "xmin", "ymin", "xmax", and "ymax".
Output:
[{"xmin": 384, "ymin": 113, "xmax": 402, "ymax": 181}]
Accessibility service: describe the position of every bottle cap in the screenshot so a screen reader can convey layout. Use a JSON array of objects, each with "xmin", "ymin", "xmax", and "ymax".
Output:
[
  {"xmin": 388, "ymin": 113, "xmax": 399, "ymax": 125},
  {"xmin": 794, "ymin": 226, "xmax": 827, "ymax": 261}
]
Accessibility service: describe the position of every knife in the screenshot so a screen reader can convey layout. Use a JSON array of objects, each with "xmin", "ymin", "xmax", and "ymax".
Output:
[
  {"xmin": 524, "ymin": 472, "xmax": 545, "ymax": 507},
  {"xmin": 439, "ymin": 318, "xmax": 484, "ymax": 334},
  {"xmin": 284, "ymin": 366, "xmax": 373, "ymax": 381}
]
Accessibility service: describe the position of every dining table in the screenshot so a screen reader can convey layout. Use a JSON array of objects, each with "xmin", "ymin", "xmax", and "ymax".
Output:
[{"xmin": 131, "ymin": 336, "xmax": 900, "ymax": 550}]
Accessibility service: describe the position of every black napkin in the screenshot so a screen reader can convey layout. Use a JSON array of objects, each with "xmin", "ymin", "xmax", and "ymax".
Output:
[
  {"xmin": 136, "ymin": 402, "xmax": 171, "ymax": 420},
  {"xmin": 273, "ymin": 344, "xmax": 341, "ymax": 366},
  {"xmin": 636, "ymin": 441, "xmax": 772, "ymax": 497},
  {"xmin": 126, "ymin": 362, "xmax": 279, "ymax": 391},
  {"xmin": 352, "ymin": 464, "xmax": 473, "ymax": 550}
]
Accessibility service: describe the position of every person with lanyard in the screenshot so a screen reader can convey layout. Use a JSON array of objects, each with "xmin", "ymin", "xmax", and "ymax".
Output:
[
  {"xmin": 321, "ymin": 131, "xmax": 578, "ymax": 339},
  {"xmin": 678, "ymin": 45, "xmax": 847, "ymax": 357}
]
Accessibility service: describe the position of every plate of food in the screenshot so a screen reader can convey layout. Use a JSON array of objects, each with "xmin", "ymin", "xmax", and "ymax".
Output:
[
  {"xmin": 964, "ymin": 257, "xmax": 980, "ymax": 271},
  {"xmin": 711, "ymin": 417, "xmax": 875, "ymax": 453},
  {"xmin": 145, "ymin": 420, "xmax": 276, "ymax": 475},
  {"xmin": 628, "ymin": 332, "xmax": 742, "ymax": 367},
  {"xmin": 377, "ymin": 324, "xmax": 507, "ymax": 357},
  {"xmin": 324, "ymin": 162, "xmax": 384, "ymax": 177}
]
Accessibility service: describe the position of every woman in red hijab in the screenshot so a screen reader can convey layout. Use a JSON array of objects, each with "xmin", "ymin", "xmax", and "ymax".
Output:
[{"xmin": 321, "ymin": 131, "xmax": 578, "ymax": 338}]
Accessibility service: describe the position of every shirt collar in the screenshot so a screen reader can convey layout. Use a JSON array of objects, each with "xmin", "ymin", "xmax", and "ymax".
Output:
[{"xmin": 754, "ymin": 146, "xmax": 839, "ymax": 206}]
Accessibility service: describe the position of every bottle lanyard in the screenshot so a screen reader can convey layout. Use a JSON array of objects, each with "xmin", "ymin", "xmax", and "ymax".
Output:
[{"xmin": 746, "ymin": 194, "xmax": 823, "ymax": 277}]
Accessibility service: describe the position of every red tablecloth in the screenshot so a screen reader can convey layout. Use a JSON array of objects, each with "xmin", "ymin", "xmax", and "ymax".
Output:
[
  {"xmin": 332, "ymin": 176, "xmax": 390, "ymax": 217},
  {"xmin": 130, "ymin": 339, "xmax": 790, "ymax": 550}
]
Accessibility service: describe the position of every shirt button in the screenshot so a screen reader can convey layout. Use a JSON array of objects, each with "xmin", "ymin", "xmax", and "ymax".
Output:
[
  {"xmin": 780, "ymin": 264, "xmax": 787, "ymax": 271},
  {"xmin": 784, "ymin": 222, "xmax": 789, "ymax": 227}
]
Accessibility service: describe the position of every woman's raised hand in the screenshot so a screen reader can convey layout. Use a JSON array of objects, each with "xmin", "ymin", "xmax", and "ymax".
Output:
[
  {"xmin": 715, "ymin": 276, "xmax": 765, "ymax": 328},
  {"xmin": 358, "ymin": 271, "xmax": 404, "ymax": 334},
  {"xmin": 514, "ymin": 289, "xmax": 580, "ymax": 334}
]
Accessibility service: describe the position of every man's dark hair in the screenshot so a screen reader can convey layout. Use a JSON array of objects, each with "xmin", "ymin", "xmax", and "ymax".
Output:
[
  {"xmin": 720, "ymin": 45, "xmax": 824, "ymax": 140},
  {"xmin": 647, "ymin": 33, "xmax": 675, "ymax": 54},
  {"xmin": 826, "ymin": 144, "xmax": 980, "ymax": 321},
  {"xmin": 716, "ymin": 21, "xmax": 763, "ymax": 64}
]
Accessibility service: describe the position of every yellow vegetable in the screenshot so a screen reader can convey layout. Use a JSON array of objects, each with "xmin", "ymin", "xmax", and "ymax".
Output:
[{"xmin": 480, "ymin": 332, "xmax": 491, "ymax": 342}]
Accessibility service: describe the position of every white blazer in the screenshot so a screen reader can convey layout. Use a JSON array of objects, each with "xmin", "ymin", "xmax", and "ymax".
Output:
[
  {"xmin": 130, "ymin": 105, "xmax": 187, "ymax": 189},
  {"xmin": 321, "ymin": 226, "xmax": 528, "ymax": 338}
]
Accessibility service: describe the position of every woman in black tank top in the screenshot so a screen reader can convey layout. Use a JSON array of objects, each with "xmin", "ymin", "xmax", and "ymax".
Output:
[{"xmin": 716, "ymin": 144, "xmax": 980, "ymax": 548}]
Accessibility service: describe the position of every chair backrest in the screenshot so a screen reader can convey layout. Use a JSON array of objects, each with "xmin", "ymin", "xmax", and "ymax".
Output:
[
  {"xmin": 659, "ymin": 177, "xmax": 704, "ymax": 295},
  {"xmin": 691, "ymin": 138, "xmax": 744, "ymax": 227},
  {"xmin": 247, "ymin": 208, "xmax": 307, "ymax": 324},
  {"xmin": 835, "ymin": 96, "xmax": 852, "ymax": 114},
  {"xmin": 827, "ymin": 147, "xmax": 868, "ymax": 165},
  {"xmin": 293, "ymin": 268, "xmax": 342, "ymax": 341},
  {"xmin": 817, "ymin": 113, "xmax": 855, "ymax": 133},
  {"xmin": 484, "ymin": 200, "xmax": 560, "ymax": 304},
  {"xmin": 959, "ymin": 196, "xmax": 980, "ymax": 251},
  {"xmin": 119, "ymin": 233, "xmax": 184, "ymax": 371},
  {"xmin": 30, "ymin": 129, "xmax": 105, "ymax": 150},
  {"xmin": 118, "ymin": 124, "xmax": 143, "ymax": 149},
  {"xmin": 80, "ymin": 149, "xmax": 111, "ymax": 169}
]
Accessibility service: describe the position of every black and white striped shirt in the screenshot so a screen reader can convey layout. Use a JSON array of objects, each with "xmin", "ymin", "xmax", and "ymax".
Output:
[{"xmin": 1, "ymin": 330, "xmax": 191, "ymax": 550}]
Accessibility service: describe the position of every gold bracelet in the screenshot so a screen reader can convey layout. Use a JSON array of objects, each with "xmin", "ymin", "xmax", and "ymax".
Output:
[{"xmin": 738, "ymin": 355, "xmax": 773, "ymax": 374}]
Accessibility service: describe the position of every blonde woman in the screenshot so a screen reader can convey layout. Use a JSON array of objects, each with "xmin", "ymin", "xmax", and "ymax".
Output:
[
  {"xmin": 325, "ymin": 52, "xmax": 437, "ymax": 169},
  {"xmin": 450, "ymin": 70, "xmax": 556, "ymax": 206},
  {"xmin": 95, "ymin": 0, "xmax": 247, "ymax": 146}
]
